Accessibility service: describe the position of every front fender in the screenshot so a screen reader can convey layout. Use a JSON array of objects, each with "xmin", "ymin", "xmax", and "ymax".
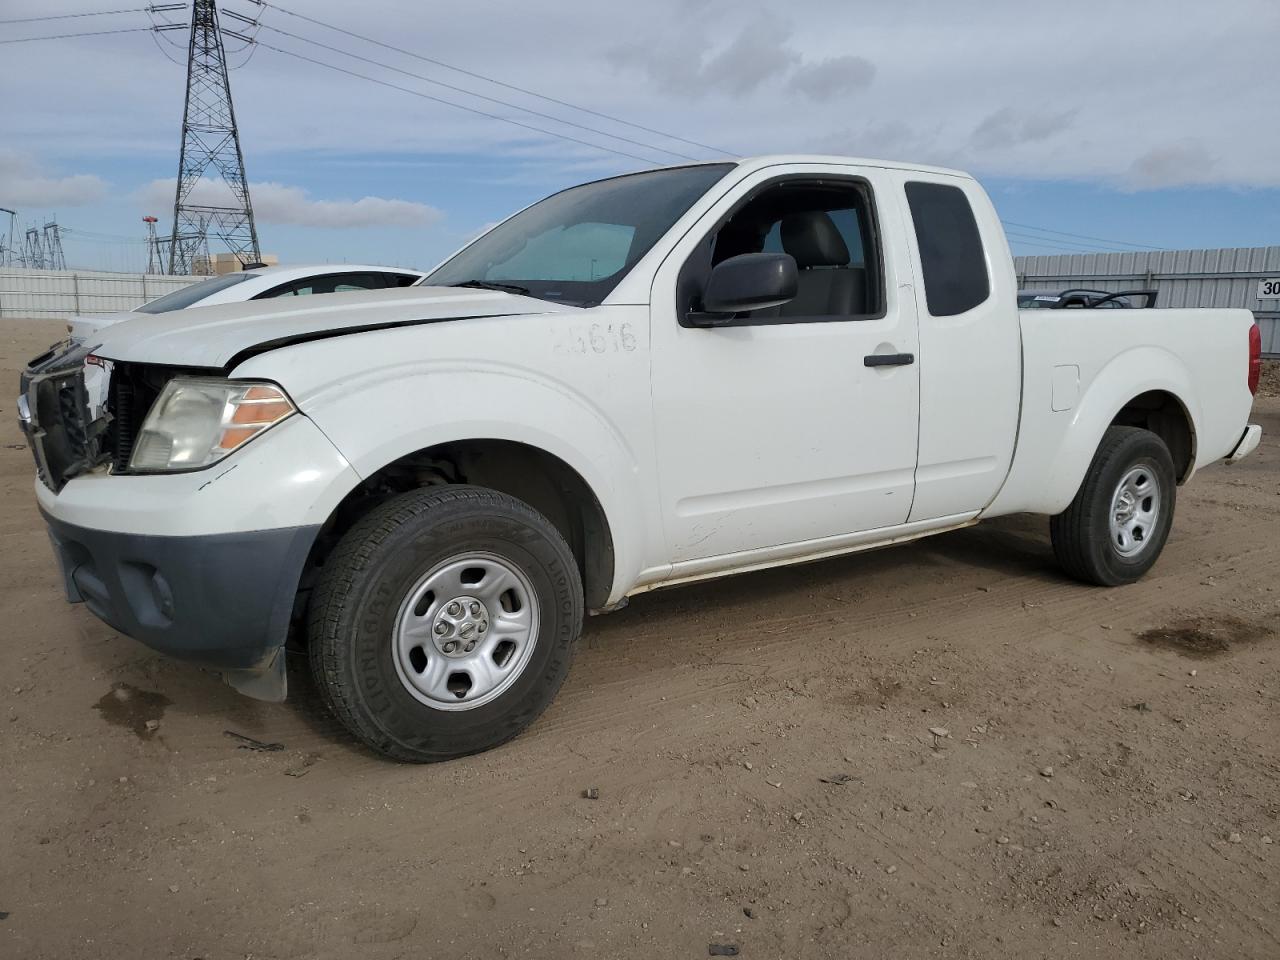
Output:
[
  {"xmin": 270, "ymin": 360, "xmax": 650, "ymax": 604},
  {"xmin": 988, "ymin": 345, "xmax": 1200, "ymax": 516}
]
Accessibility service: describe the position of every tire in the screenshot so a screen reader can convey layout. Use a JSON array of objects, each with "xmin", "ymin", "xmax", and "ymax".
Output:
[
  {"xmin": 308, "ymin": 485, "xmax": 583, "ymax": 762},
  {"xmin": 1050, "ymin": 426, "xmax": 1176, "ymax": 586}
]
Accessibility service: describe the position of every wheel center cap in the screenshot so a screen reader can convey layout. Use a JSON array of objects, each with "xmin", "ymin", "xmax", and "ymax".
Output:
[
  {"xmin": 1115, "ymin": 490, "xmax": 1136, "ymax": 521},
  {"xmin": 431, "ymin": 595, "xmax": 490, "ymax": 657}
]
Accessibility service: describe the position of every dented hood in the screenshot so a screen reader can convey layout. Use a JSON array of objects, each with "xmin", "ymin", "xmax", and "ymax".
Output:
[{"xmin": 90, "ymin": 286, "xmax": 567, "ymax": 369}]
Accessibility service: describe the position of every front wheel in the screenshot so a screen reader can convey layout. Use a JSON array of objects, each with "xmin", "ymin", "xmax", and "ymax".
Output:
[
  {"xmin": 1050, "ymin": 426, "xmax": 1176, "ymax": 586},
  {"xmin": 308, "ymin": 485, "xmax": 583, "ymax": 762}
]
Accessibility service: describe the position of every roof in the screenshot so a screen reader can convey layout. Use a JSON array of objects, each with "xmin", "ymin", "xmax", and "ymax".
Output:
[
  {"xmin": 723, "ymin": 154, "xmax": 971, "ymax": 180},
  {"xmin": 240, "ymin": 263, "xmax": 426, "ymax": 280}
]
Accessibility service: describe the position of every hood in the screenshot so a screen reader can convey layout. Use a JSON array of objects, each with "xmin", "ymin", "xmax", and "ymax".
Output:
[
  {"xmin": 68, "ymin": 310, "xmax": 135, "ymax": 342},
  {"xmin": 91, "ymin": 286, "xmax": 566, "ymax": 369}
]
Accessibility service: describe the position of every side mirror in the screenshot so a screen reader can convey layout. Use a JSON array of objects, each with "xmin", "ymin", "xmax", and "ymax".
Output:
[{"xmin": 689, "ymin": 252, "xmax": 798, "ymax": 325}]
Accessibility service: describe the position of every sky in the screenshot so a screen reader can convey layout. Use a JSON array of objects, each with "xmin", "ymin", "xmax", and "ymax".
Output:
[{"xmin": 1, "ymin": 0, "xmax": 1277, "ymax": 273}]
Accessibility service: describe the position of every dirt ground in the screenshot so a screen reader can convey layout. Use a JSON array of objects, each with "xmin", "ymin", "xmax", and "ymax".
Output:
[{"xmin": 2, "ymin": 318, "xmax": 1278, "ymax": 960}]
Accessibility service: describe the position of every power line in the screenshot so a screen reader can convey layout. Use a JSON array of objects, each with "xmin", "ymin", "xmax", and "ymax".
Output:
[
  {"xmin": 0, "ymin": 7, "xmax": 153, "ymax": 25},
  {"xmin": 259, "ymin": 1, "xmax": 732, "ymax": 158},
  {"xmin": 1001, "ymin": 219, "xmax": 1164, "ymax": 251},
  {"xmin": 1008, "ymin": 238, "xmax": 1102, "ymax": 255},
  {"xmin": 61, "ymin": 226, "xmax": 152, "ymax": 244},
  {"xmin": 148, "ymin": 23, "xmax": 184, "ymax": 63},
  {"xmin": 1006, "ymin": 235, "xmax": 1127, "ymax": 255},
  {"xmin": 255, "ymin": 39, "xmax": 676, "ymax": 167},
  {"xmin": 255, "ymin": 20, "xmax": 702, "ymax": 162},
  {"xmin": 1003, "ymin": 229, "xmax": 1133, "ymax": 254},
  {"xmin": 0, "ymin": 26, "xmax": 152, "ymax": 43}
]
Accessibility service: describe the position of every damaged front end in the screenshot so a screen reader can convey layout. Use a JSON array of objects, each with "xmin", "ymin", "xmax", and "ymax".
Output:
[{"xmin": 18, "ymin": 341, "xmax": 113, "ymax": 493}]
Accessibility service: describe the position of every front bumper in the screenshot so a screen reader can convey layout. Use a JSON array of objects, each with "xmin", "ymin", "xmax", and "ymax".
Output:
[
  {"xmin": 42, "ymin": 511, "xmax": 320, "ymax": 701},
  {"xmin": 32, "ymin": 414, "xmax": 362, "ymax": 701}
]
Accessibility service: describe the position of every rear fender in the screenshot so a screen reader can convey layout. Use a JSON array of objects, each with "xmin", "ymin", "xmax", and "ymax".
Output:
[{"xmin": 989, "ymin": 345, "xmax": 1200, "ymax": 516}]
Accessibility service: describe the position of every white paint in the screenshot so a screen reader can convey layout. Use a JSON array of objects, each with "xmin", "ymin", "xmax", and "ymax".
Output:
[
  {"xmin": 893, "ymin": 167, "xmax": 1022, "ymax": 523},
  {"xmin": 1051, "ymin": 364, "xmax": 1080, "ymax": 412},
  {"xmin": 648, "ymin": 162, "xmax": 920, "ymax": 561},
  {"xmin": 34, "ymin": 415, "xmax": 358, "ymax": 537}
]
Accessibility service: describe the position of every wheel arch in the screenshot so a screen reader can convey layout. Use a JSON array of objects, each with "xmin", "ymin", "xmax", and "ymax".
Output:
[
  {"xmin": 1107, "ymin": 389, "xmax": 1196, "ymax": 483},
  {"xmin": 1051, "ymin": 348, "xmax": 1201, "ymax": 510},
  {"xmin": 300, "ymin": 438, "xmax": 619, "ymax": 615}
]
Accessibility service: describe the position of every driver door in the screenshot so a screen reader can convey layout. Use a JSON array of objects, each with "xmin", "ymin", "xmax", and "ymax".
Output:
[{"xmin": 649, "ymin": 164, "xmax": 922, "ymax": 566}]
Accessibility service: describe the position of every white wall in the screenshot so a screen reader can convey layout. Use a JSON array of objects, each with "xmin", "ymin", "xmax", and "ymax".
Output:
[{"xmin": 0, "ymin": 268, "xmax": 202, "ymax": 319}]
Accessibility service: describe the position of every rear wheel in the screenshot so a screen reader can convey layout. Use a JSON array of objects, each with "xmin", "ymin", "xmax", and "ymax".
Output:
[
  {"xmin": 1050, "ymin": 426, "xmax": 1176, "ymax": 586},
  {"xmin": 308, "ymin": 485, "xmax": 583, "ymax": 762}
]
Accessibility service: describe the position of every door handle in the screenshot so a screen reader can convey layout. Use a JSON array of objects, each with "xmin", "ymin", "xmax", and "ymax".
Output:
[{"xmin": 864, "ymin": 352, "xmax": 915, "ymax": 367}]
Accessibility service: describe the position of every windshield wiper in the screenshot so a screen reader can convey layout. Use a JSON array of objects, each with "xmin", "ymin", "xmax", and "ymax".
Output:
[{"xmin": 447, "ymin": 280, "xmax": 532, "ymax": 296}]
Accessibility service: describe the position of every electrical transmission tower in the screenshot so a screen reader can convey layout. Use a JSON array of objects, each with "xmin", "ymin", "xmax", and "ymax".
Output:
[
  {"xmin": 161, "ymin": 0, "xmax": 260, "ymax": 275},
  {"xmin": 21, "ymin": 221, "xmax": 68, "ymax": 270},
  {"xmin": 143, "ymin": 216, "xmax": 164, "ymax": 274},
  {"xmin": 23, "ymin": 226, "xmax": 45, "ymax": 270},
  {"xmin": 42, "ymin": 221, "xmax": 67, "ymax": 270}
]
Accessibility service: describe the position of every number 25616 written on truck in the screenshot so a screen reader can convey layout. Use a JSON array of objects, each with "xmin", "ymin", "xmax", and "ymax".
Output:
[{"xmin": 20, "ymin": 155, "xmax": 1264, "ymax": 762}]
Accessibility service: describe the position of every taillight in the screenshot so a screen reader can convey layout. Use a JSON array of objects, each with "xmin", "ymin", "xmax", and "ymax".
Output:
[{"xmin": 1248, "ymin": 323, "xmax": 1261, "ymax": 395}]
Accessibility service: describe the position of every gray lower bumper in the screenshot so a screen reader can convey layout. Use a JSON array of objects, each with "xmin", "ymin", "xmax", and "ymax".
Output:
[{"xmin": 41, "ymin": 510, "xmax": 321, "ymax": 701}]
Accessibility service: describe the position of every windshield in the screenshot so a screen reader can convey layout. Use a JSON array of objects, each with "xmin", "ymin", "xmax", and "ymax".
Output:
[
  {"xmin": 133, "ymin": 273, "xmax": 254, "ymax": 314},
  {"xmin": 426, "ymin": 163, "xmax": 736, "ymax": 306}
]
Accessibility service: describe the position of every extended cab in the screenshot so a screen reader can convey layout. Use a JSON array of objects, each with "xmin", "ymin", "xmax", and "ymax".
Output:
[{"xmin": 20, "ymin": 156, "xmax": 1263, "ymax": 762}]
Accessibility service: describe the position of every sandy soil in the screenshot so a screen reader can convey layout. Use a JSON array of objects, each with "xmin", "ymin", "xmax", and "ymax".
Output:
[{"xmin": 2, "ymin": 319, "xmax": 1278, "ymax": 960}]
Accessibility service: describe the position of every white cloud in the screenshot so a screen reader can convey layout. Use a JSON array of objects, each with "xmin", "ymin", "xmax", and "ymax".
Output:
[
  {"xmin": 0, "ymin": 149, "xmax": 106, "ymax": 207},
  {"xmin": 138, "ymin": 178, "xmax": 443, "ymax": 229}
]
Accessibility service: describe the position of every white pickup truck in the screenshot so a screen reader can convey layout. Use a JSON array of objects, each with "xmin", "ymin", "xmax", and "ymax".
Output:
[{"xmin": 21, "ymin": 155, "xmax": 1263, "ymax": 762}]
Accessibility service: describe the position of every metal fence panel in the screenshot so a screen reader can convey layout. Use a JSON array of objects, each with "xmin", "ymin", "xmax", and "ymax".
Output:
[
  {"xmin": 0, "ymin": 268, "xmax": 201, "ymax": 320},
  {"xmin": 1014, "ymin": 246, "xmax": 1280, "ymax": 358}
]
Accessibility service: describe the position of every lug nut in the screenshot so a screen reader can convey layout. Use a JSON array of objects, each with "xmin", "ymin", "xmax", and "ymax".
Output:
[
  {"xmin": 447, "ymin": 602, "xmax": 461, "ymax": 616},
  {"xmin": 464, "ymin": 642, "xmax": 476, "ymax": 652},
  {"xmin": 470, "ymin": 602, "xmax": 480, "ymax": 615},
  {"xmin": 442, "ymin": 641, "xmax": 457, "ymax": 653},
  {"xmin": 479, "ymin": 621, "xmax": 488, "ymax": 633},
  {"xmin": 434, "ymin": 622, "xmax": 448, "ymax": 635}
]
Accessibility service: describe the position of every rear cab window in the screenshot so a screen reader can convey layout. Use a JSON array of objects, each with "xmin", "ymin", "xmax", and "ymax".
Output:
[{"xmin": 904, "ymin": 181, "xmax": 990, "ymax": 317}]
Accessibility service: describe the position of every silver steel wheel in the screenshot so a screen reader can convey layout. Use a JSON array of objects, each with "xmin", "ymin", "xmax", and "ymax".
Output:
[
  {"xmin": 1109, "ymin": 464, "xmax": 1161, "ymax": 558},
  {"xmin": 392, "ymin": 551, "xmax": 539, "ymax": 711}
]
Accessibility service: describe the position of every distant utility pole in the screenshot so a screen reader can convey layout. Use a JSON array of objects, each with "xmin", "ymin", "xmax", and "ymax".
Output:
[
  {"xmin": 143, "ymin": 215, "xmax": 164, "ymax": 274},
  {"xmin": 160, "ymin": 0, "xmax": 261, "ymax": 275},
  {"xmin": 0, "ymin": 208, "xmax": 15, "ymax": 267}
]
